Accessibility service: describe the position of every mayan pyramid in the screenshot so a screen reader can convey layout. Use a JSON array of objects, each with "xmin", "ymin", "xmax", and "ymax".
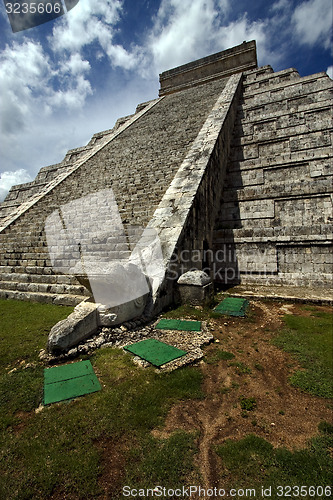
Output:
[{"xmin": 0, "ymin": 41, "xmax": 332, "ymax": 311}]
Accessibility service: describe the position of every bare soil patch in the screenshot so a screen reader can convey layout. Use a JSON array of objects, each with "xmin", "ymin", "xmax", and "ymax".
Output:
[
  {"xmin": 152, "ymin": 301, "xmax": 333, "ymax": 489},
  {"xmin": 96, "ymin": 437, "xmax": 130, "ymax": 500}
]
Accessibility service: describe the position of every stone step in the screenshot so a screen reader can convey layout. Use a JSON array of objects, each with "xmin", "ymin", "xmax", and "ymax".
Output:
[
  {"xmin": 243, "ymin": 71, "xmax": 330, "ymax": 98},
  {"xmin": 236, "ymin": 97, "xmax": 332, "ymax": 124},
  {"xmin": 0, "ymin": 265, "xmax": 51, "ymax": 275},
  {"xmin": 225, "ymin": 158, "xmax": 332, "ymax": 186},
  {"xmin": 228, "ymin": 273, "xmax": 333, "ymax": 290},
  {"xmin": 0, "ymin": 279, "xmax": 89, "ymax": 296},
  {"xmin": 0, "ymin": 162, "xmax": 74, "ymax": 223},
  {"xmin": 0, "ymin": 271, "xmax": 78, "ymax": 284},
  {"xmin": 231, "ymin": 123, "xmax": 332, "ymax": 150},
  {"xmin": 0, "ymin": 288, "xmax": 85, "ymax": 306},
  {"xmin": 0, "ymin": 266, "xmax": 91, "ymax": 304},
  {"xmin": 213, "ymin": 225, "xmax": 332, "ymax": 241},
  {"xmin": 33, "ymin": 163, "xmax": 73, "ymax": 185},
  {"xmin": 243, "ymin": 65, "xmax": 280, "ymax": 84},
  {"xmin": 244, "ymin": 67, "xmax": 300, "ymax": 89},
  {"xmin": 228, "ymin": 145, "xmax": 332, "ymax": 171},
  {"xmin": 223, "ymin": 178, "xmax": 332, "ymax": 201},
  {"xmin": 63, "ymin": 145, "xmax": 93, "ymax": 163},
  {"xmin": 243, "ymin": 87, "xmax": 332, "ymax": 114}
]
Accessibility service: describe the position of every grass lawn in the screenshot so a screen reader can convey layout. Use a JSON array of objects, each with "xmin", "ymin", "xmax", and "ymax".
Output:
[
  {"xmin": 0, "ymin": 298, "xmax": 332, "ymax": 499},
  {"xmin": 216, "ymin": 429, "xmax": 332, "ymax": 497},
  {"xmin": 274, "ymin": 307, "xmax": 333, "ymax": 398},
  {"xmin": 0, "ymin": 299, "xmax": 203, "ymax": 499}
]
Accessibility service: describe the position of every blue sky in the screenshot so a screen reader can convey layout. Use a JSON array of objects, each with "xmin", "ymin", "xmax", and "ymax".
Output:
[{"xmin": 0, "ymin": 0, "xmax": 332, "ymax": 200}]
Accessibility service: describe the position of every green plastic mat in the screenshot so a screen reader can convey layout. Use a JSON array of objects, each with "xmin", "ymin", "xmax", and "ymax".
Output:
[
  {"xmin": 124, "ymin": 339, "xmax": 187, "ymax": 367},
  {"xmin": 155, "ymin": 319, "xmax": 201, "ymax": 331},
  {"xmin": 44, "ymin": 360, "xmax": 101, "ymax": 405},
  {"xmin": 214, "ymin": 297, "xmax": 249, "ymax": 317},
  {"xmin": 44, "ymin": 359, "xmax": 95, "ymax": 384}
]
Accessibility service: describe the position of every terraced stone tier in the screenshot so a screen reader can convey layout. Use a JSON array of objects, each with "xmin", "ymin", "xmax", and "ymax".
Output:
[
  {"xmin": 1, "ymin": 42, "xmax": 332, "ymax": 306},
  {"xmin": 212, "ymin": 66, "xmax": 333, "ymax": 286},
  {"xmin": 0, "ymin": 76, "xmax": 229, "ymax": 304}
]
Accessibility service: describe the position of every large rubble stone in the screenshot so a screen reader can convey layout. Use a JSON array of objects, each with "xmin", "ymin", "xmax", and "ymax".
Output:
[
  {"xmin": 177, "ymin": 270, "xmax": 213, "ymax": 306},
  {"xmin": 48, "ymin": 302, "xmax": 98, "ymax": 354},
  {"xmin": 177, "ymin": 270, "xmax": 212, "ymax": 286}
]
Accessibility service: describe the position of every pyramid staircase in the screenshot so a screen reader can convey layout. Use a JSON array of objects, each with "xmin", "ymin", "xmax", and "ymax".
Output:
[
  {"xmin": 0, "ymin": 101, "xmax": 158, "ymax": 305},
  {"xmin": 0, "ymin": 40, "xmax": 332, "ymax": 306}
]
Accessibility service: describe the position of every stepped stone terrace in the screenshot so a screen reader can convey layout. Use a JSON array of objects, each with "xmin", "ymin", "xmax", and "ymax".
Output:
[{"xmin": 0, "ymin": 40, "xmax": 332, "ymax": 311}]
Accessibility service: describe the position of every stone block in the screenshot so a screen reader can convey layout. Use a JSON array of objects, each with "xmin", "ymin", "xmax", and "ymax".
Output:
[
  {"xmin": 48, "ymin": 301, "xmax": 98, "ymax": 353},
  {"xmin": 177, "ymin": 270, "xmax": 213, "ymax": 306}
]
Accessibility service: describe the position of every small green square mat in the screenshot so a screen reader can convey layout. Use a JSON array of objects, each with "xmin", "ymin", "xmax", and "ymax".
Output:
[
  {"xmin": 156, "ymin": 319, "xmax": 201, "ymax": 331},
  {"xmin": 124, "ymin": 339, "xmax": 187, "ymax": 367},
  {"xmin": 44, "ymin": 359, "xmax": 94, "ymax": 384},
  {"xmin": 44, "ymin": 360, "xmax": 101, "ymax": 405},
  {"xmin": 214, "ymin": 297, "xmax": 249, "ymax": 317}
]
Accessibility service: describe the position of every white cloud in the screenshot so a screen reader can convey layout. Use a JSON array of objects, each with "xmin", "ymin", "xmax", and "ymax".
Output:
[
  {"xmin": 292, "ymin": 0, "xmax": 332, "ymax": 50},
  {"xmin": 0, "ymin": 40, "xmax": 51, "ymax": 134},
  {"xmin": 148, "ymin": 0, "xmax": 230, "ymax": 72},
  {"xmin": 326, "ymin": 65, "xmax": 333, "ymax": 78},
  {"xmin": 105, "ymin": 44, "xmax": 139, "ymax": 69},
  {"xmin": 50, "ymin": 0, "xmax": 138, "ymax": 69},
  {"xmin": 0, "ymin": 169, "xmax": 33, "ymax": 201},
  {"xmin": 0, "ymin": 73, "xmax": 157, "ymax": 202},
  {"xmin": 60, "ymin": 53, "xmax": 91, "ymax": 75},
  {"xmin": 271, "ymin": 0, "xmax": 290, "ymax": 12},
  {"xmin": 0, "ymin": 39, "xmax": 95, "ymax": 139},
  {"xmin": 0, "ymin": 0, "xmax": 146, "ymax": 200},
  {"xmin": 1, "ymin": 0, "xmax": 332, "ymax": 201},
  {"xmin": 145, "ymin": 0, "xmax": 278, "ymax": 74},
  {"xmin": 0, "ymin": 0, "xmax": 137, "ymax": 139},
  {"xmin": 216, "ymin": 16, "xmax": 268, "ymax": 60},
  {"xmin": 49, "ymin": 74, "xmax": 93, "ymax": 108}
]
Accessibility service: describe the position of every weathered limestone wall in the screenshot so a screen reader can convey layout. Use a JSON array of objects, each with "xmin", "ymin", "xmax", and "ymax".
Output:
[
  {"xmin": 212, "ymin": 66, "xmax": 333, "ymax": 286},
  {"xmin": 159, "ymin": 40, "xmax": 257, "ymax": 95},
  {"xmin": 0, "ymin": 41, "xmax": 332, "ymax": 309},
  {"xmin": 0, "ymin": 76, "xmax": 228, "ymax": 304},
  {"xmin": 147, "ymin": 73, "xmax": 243, "ymax": 311}
]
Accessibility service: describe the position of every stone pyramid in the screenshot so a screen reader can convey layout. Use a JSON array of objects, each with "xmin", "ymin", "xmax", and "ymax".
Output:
[{"xmin": 0, "ymin": 41, "xmax": 332, "ymax": 312}]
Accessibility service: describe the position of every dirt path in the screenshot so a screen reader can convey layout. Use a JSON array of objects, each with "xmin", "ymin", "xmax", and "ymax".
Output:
[{"xmin": 152, "ymin": 301, "xmax": 332, "ymax": 489}]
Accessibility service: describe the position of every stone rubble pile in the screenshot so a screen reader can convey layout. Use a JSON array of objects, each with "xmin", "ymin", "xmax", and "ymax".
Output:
[{"xmin": 39, "ymin": 316, "xmax": 213, "ymax": 372}]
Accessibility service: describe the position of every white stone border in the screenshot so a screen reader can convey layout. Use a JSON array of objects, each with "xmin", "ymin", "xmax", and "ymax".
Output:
[{"xmin": 148, "ymin": 73, "xmax": 243, "ymax": 267}]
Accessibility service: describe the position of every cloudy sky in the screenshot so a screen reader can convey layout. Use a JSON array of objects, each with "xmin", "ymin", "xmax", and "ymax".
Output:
[{"xmin": 0, "ymin": 0, "xmax": 332, "ymax": 201}]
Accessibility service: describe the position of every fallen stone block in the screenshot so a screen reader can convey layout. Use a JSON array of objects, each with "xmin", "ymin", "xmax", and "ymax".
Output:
[{"xmin": 48, "ymin": 302, "xmax": 98, "ymax": 354}]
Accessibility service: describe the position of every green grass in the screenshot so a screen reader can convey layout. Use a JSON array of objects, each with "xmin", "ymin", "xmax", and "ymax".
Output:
[
  {"xmin": 0, "ymin": 300, "xmax": 73, "ymax": 429},
  {"xmin": 125, "ymin": 431, "xmax": 199, "ymax": 490},
  {"xmin": 1, "ymin": 299, "xmax": 332, "ymax": 498},
  {"xmin": 204, "ymin": 349, "xmax": 235, "ymax": 364},
  {"xmin": 0, "ymin": 299, "xmax": 74, "ymax": 371},
  {"xmin": 1, "ymin": 349, "xmax": 204, "ymax": 499},
  {"xmin": 254, "ymin": 362, "xmax": 264, "ymax": 371},
  {"xmin": 163, "ymin": 301, "xmax": 220, "ymax": 321},
  {"xmin": 240, "ymin": 397, "xmax": 257, "ymax": 411},
  {"xmin": 273, "ymin": 308, "xmax": 333, "ymax": 398},
  {"xmin": 229, "ymin": 361, "xmax": 252, "ymax": 374},
  {"xmin": 216, "ymin": 426, "xmax": 333, "ymax": 498},
  {"xmin": 163, "ymin": 304, "xmax": 207, "ymax": 320},
  {"xmin": 0, "ymin": 300, "xmax": 204, "ymax": 499}
]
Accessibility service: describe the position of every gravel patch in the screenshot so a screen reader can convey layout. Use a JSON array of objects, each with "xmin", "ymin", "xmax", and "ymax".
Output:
[{"xmin": 39, "ymin": 316, "xmax": 214, "ymax": 372}]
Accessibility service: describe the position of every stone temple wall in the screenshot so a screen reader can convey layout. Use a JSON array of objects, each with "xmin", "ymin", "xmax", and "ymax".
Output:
[
  {"xmin": 0, "ymin": 40, "xmax": 332, "ymax": 309},
  {"xmin": 212, "ymin": 65, "xmax": 332, "ymax": 287},
  {"xmin": 0, "ymin": 67, "xmax": 232, "ymax": 305}
]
